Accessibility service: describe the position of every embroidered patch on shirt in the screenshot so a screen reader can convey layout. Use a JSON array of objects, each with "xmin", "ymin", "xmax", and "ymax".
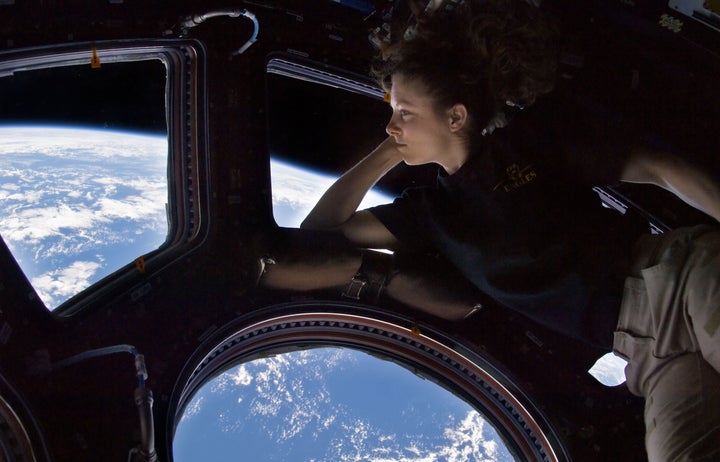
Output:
[{"xmin": 493, "ymin": 163, "xmax": 537, "ymax": 192}]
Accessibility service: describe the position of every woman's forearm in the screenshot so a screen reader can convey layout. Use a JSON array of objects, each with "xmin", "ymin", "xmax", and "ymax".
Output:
[
  {"xmin": 260, "ymin": 254, "xmax": 361, "ymax": 290},
  {"xmin": 301, "ymin": 137, "xmax": 402, "ymax": 230},
  {"xmin": 258, "ymin": 247, "xmax": 481, "ymax": 321},
  {"xmin": 385, "ymin": 272, "xmax": 481, "ymax": 320},
  {"xmin": 621, "ymin": 147, "xmax": 720, "ymax": 222}
]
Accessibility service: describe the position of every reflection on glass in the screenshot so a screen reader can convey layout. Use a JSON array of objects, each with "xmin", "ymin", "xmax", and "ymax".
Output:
[
  {"xmin": 588, "ymin": 352, "xmax": 627, "ymax": 386},
  {"xmin": 174, "ymin": 347, "xmax": 517, "ymax": 461}
]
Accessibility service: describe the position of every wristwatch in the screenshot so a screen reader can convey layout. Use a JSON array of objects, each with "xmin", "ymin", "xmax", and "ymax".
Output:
[{"xmin": 342, "ymin": 250, "xmax": 393, "ymax": 303}]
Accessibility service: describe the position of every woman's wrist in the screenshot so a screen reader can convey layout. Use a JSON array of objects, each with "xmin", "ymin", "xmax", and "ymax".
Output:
[{"xmin": 371, "ymin": 137, "xmax": 403, "ymax": 167}]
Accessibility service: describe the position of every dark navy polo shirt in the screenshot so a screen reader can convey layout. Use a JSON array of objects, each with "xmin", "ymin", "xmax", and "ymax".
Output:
[{"xmin": 370, "ymin": 95, "xmax": 648, "ymax": 349}]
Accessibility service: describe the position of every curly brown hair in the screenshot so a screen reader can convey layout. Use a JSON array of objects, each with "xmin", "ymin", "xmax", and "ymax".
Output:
[{"xmin": 372, "ymin": 0, "xmax": 558, "ymax": 127}]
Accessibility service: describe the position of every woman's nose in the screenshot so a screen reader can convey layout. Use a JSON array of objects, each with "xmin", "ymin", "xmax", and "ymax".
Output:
[{"xmin": 386, "ymin": 116, "xmax": 400, "ymax": 136}]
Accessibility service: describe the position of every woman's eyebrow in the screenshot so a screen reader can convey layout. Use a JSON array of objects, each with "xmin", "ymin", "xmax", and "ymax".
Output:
[{"xmin": 391, "ymin": 96, "xmax": 417, "ymax": 108}]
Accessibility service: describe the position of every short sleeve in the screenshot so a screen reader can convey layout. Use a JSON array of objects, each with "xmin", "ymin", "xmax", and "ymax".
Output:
[
  {"xmin": 366, "ymin": 187, "xmax": 436, "ymax": 251},
  {"xmin": 528, "ymin": 90, "xmax": 641, "ymax": 187}
]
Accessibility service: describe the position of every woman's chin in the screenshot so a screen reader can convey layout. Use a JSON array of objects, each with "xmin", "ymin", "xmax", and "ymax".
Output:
[{"xmin": 403, "ymin": 158, "xmax": 432, "ymax": 166}]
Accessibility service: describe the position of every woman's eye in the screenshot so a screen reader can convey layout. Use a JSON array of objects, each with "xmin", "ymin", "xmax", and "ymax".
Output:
[{"xmin": 399, "ymin": 110, "xmax": 410, "ymax": 118}]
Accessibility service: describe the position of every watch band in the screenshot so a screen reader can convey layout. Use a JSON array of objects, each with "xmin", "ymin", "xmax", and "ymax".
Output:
[{"xmin": 341, "ymin": 250, "xmax": 393, "ymax": 303}]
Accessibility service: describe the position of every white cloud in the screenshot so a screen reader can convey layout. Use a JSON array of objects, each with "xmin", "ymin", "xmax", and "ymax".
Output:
[
  {"xmin": 205, "ymin": 350, "xmax": 353, "ymax": 441},
  {"xmin": 438, "ymin": 411, "xmax": 500, "ymax": 462},
  {"xmin": 5, "ymin": 204, "xmax": 103, "ymax": 243},
  {"xmin": 334, "ymin": 411, "xmax": 503, "ymax": 462},
  {"xmin": 31, "ymin": 260, "xmax": 103, "ymax": 306},
  {"xmin": 180, "ymin": 395, "xmax": 205, "ymax": 423},
  {"xmin": 270, "ymin": 159, "xmax": 393, "ymax": 228},
  {"xmin": 230, "ymin": 365, "xmax": 253, "ymax": 386},
  {"xmin": 97, "ymin": 195, "xmax": 164, "ymax": 221},
  {"xmin": 0, "ymin": 126, "xmax": 167, "ymax": 162},
  {"xmin": 0, "ymin": 161, "xmax": 166, "ymax": 257},
  {"xmin": 5, "ymin": 189, "xmax": 44, "ymax": 203},
  {"xmin": 0, "ymin": 126, "xmax": 169, "ymax": 309},
  {"xmin": 180, "ymin": 348, "xmax": 512, "ymax": 462}
]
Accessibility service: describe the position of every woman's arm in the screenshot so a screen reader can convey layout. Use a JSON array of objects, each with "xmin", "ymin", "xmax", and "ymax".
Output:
[
  {"xmin": 258, "ymin": 244, "xmax": 481, "ymax": 321},
  {"xmin": 300, "ymin": 137, "xmax": 403, "ymax": 248},
  {"xmin": 384, "ymin": 255, "xmax": 483, "ymax": 321},
  {"xmin": 620, "ymin": 146, "xmax": 720, "ymax": 222}
]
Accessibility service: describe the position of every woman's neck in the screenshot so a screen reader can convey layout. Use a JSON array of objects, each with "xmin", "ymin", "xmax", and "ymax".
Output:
[{"xmin": 439, "ymin": 137, "xmax": 472, "ymax": 175}]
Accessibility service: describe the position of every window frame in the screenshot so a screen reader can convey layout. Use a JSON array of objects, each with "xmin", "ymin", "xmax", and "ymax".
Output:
[
  {"xmin": 0, "ymin": 39, "xmax": 209, "ymax": 316},
  {"xmin": 170, "ymin": 307, "xmax": 569, "ymax": 462}
]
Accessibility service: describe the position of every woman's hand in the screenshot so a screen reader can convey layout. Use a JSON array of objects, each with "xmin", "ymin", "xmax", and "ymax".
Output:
[
  {"xmin": 373, "ymin": 135, "xmax": 405, "ymax": 163},
  {"xmin": 300, "ymin": 137, "xmax": 404, "ymax": 248}
]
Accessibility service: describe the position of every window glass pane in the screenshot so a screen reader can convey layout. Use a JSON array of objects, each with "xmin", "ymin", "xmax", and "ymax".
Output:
[
  {"xmin": 271, "ymin": 157, "xmax": 393, "ymax": 228},
  {"xmin": 174, "ymin": 347, "xmax": 517, "ymax": 461},
  {"xmin": 0, "ymin": 60, "xmax": 168, "ymax": 310},
  {"xmin": 267, "ymin": 69, "xmax": 437, "ymax": 228}
]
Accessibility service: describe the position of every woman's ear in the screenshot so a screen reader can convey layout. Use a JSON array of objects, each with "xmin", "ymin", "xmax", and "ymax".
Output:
[{"xmin": 448, "ymin": 104, "xmax": 469, "ymax": 132}]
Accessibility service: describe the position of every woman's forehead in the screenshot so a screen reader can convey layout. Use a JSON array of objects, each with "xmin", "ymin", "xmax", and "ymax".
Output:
[{"xmin": 389, "ymin": 74, "xmax": 434, "ymax": 107}]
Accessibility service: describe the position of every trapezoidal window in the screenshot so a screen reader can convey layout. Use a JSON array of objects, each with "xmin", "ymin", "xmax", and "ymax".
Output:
[
  {"xmin": 266, "ymin": 56, "xmax": 437, "ymax": 229},
  {"xmin": 0, "ymin": 41, "xmax": 206, "ymax": 313}
]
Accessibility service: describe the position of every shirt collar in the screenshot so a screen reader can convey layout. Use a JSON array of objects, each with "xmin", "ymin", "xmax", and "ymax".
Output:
[{"xmin": 438, "ymin": 146, "xmax": 494, "ymax": 192}]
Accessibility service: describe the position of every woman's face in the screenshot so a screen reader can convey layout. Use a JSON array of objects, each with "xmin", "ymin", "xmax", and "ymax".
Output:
[{"xmin": 385, "ymin": 74, "xmax": 466, "ymax": 170}]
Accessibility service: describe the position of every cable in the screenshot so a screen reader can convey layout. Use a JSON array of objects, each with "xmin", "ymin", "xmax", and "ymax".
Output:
[
  {"xmin": 53, "ymin": 345, "xmax": 156, "ymax": 461},
  {"xmin": 180, "ymin": 9, "xmax": 245, "ymax": 28},
  {"xmin": 52, "ymin": 344, "xmax": 136, "ymax": 368},
  {"xmin": 231, "ymin": 10, "xmax": 259, "ymax": 56},
  {"xmin": 52, "ymin": 344, "xmax": 147, "ymax": 388},
  {"xmin": 180, "ymin": 9, "xmax": 260, "ymax": 56}
]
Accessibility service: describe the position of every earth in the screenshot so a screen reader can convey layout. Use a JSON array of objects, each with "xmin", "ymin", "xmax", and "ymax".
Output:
[
  {"xmin": 174, "ymin": 347, "xmax": 516, "ymax": 462},
  {"xmin": 0, "ymin": 125, "xmax": 168, "ymax": 309}
]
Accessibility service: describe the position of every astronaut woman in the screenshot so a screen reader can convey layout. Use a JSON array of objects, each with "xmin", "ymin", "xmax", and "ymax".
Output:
[{"xmin": 264, "ymin": 1, "xmax": 720, "ymax": 459}]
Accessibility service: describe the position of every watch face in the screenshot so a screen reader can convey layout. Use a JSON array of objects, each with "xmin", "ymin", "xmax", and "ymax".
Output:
[{"xmin": 342, "ymin": 277, "xmax": 368, "ymax": 300}]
